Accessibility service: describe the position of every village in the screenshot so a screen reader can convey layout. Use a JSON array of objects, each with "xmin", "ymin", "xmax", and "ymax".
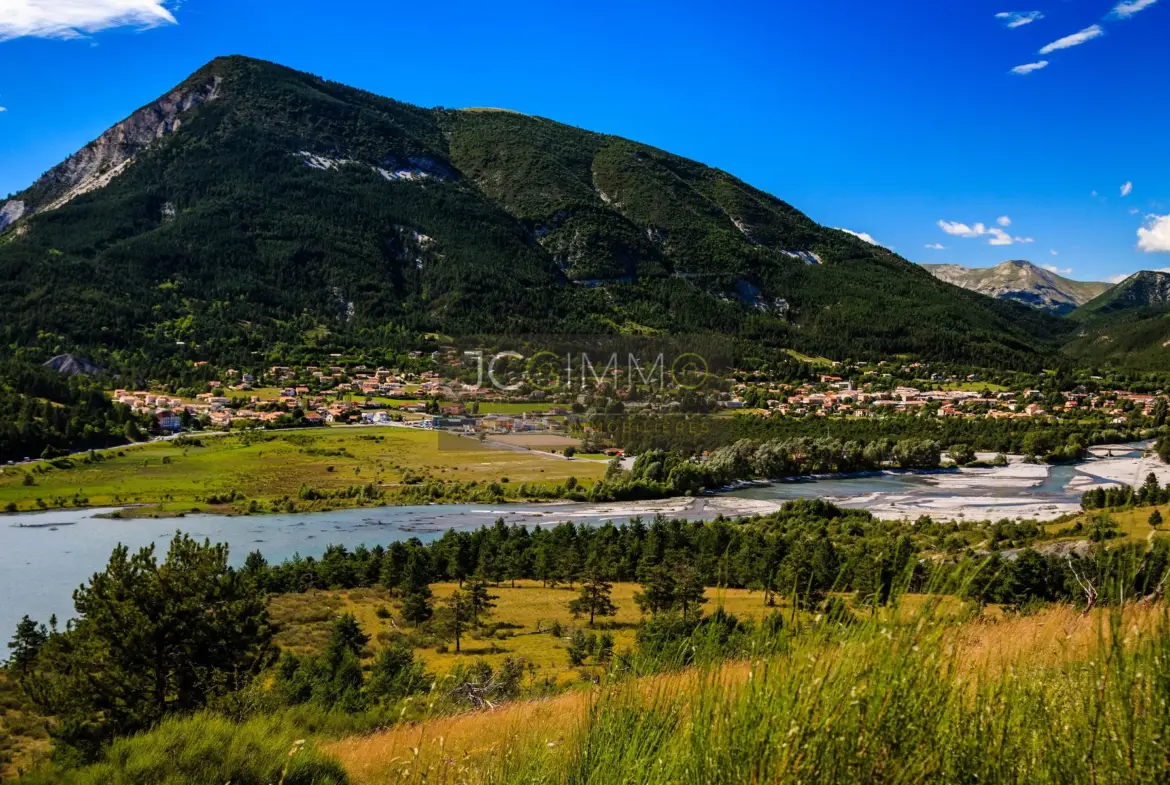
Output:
[{"xmin": 108, "ymin": 353, "xmax": 1163, "ymax": 442}]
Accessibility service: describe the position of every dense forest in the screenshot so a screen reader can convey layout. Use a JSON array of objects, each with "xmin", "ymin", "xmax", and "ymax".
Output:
[{"xmin": 0, "ymin": 361, "xmax": 142, "ymax": 464}]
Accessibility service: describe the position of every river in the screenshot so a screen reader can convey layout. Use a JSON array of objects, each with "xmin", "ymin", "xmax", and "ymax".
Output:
[{"xmin": 0, "ymin": 444, "xmax": 1145, "ymax": 639}]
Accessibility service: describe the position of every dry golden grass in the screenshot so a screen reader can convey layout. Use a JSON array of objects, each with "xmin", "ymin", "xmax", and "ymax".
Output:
[
  {"xmin": 950, "ymin": 601, "xmax": 1170, "ymax": 673},
  {"xmin": 326, "ymin": 691, "xmax": 592, "ymax": 785},
  {"xmin": 270, "ymin": 582, "xmax": 783, "ymax": 685},
  {"xmin": 1045, "ymin": 503, "xmax": 1170, "ymax": 543},
  {"xmin": 325, "ymin": 601, "xmax": 1166, "ymax": 785}
]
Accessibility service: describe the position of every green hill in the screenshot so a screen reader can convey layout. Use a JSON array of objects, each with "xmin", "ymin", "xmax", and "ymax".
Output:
[
  {"xmin": 1070, "ymin": 271, "xmax": 1170, "ymax": 319},
  {"xmin": 0, "ymin": 55, "xmax": 1070, "ymax": 371},
  {"xmin": 1063, "ymin": 271, "xmax": 1170, "ymax": 368}
]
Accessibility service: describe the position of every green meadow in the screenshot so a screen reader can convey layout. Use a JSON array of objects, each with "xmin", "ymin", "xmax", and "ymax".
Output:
[{"xmin": 0, "ymin": 427, "xmax": 605, "ymax": 515}]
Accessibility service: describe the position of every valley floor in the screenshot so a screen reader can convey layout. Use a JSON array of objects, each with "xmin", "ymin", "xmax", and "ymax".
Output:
[{"xmin": 0, "ymin": 427, "xmax": 605, "ymax": 516}]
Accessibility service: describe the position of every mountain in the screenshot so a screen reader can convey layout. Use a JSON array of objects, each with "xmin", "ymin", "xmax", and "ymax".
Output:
[
  {"xmin": 1070, "ymin": 270, "xmax": 1170, "ymax": 319},
  {"xmin": 1062, "ymin": 271, "xmax": 1170, "ymax": 369},
  {"xmin": 920, "ymin": 260, "xmax": 1111, "ymax": 315},
  {"xmin": 0, "ymin": 55, "xmax": 1070, "ymax": 371}
]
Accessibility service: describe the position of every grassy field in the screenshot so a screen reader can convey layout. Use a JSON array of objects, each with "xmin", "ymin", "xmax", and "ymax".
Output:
[
  {"xmin": 270, "ymin": 582, "xmax": 783, "ymax": 687},
  {"xmin": 325, "ymin": 601, "xmax": 1170, "ymax": 785},
  {"xmin": 929, "ymin": 380, "xmax": 1010, "ymax": 392},
  {"xmin": 0, "ymin": 427, "xmax": 605, "ymax": 515},
  {"xmin": 1045, "ymin": 503, "xmax": 1170, "ymax": 542},
  {"xmin": 269, "ymin": 584, "xmax": 983, "ymax": 693}
]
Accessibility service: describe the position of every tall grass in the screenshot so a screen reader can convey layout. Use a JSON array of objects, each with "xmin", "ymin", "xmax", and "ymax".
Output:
[
  {"xmin": 524, "ymin": 607, "xmax": 1170, "ymax": 785},
  {"xmin": 17, "ymin": 713, "xmax": 349, "ymax": 785},
  {"xmin": 331, "ymin": 603, "xmax": 1170, "ymax": 785}
]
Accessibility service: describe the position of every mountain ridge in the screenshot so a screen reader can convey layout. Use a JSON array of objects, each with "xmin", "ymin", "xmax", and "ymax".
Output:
[
  {"xmin": 0, "ymin": 55, "xmax": 1070, "ymax": 371},
  {"xmin": 920, "ymin": 259, "xmax": 1111, "ymax": 315}
]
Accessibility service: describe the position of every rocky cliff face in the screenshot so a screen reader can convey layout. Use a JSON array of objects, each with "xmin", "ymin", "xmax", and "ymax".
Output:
[
  {"xmin": 1, "ymin": 76, "xmax": 221, "ymax": 228},
  {"xmin": 0, "ymin": 200, "xmax": 24, "ymax": 231}
]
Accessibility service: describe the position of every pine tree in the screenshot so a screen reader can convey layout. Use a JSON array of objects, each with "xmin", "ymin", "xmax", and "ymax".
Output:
[
  {"xmin": 672, "ymin": 562, "xmax": 707, "ymax": 620},
  {"xmin": 466, "ymin": 576, "xmax": 498, "ymax": 626},
  {"xmin": 26, "ymin": 533, "xmax": 272, "ymax": 756},
  {"xmin": 568, "ymin": 554, "xmax": 618, "ymax": 625},
  {"xmin": 6, "ymin": 615, "xmax": 48, "ymax": 674},
  {"xmin": 400, "ymin": 549, "xmax": 433, "ymax": 626},
  {"xmin": 634, "ymin": 565, "xmax": 677, "ymax": 616},
  {"xmin": 1150, "ymin": 509, "xmax": 1163, "ymax": 530},
  {"xmin": 440, "ymin": 590, "xmax": 474, "ymax": 653}
]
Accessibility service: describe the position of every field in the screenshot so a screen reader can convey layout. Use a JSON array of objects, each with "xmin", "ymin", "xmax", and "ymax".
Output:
[
  {"xmin": 270, "ymin": 582, "xmax": 780, "ymax": 686},
  {"xmin": 1045, "ymin": 503, "xmax": 1170, "ymax": 542},
  {"xmin": 485, "ymin": 434, "xmax": 581, "ymax": 450},
  {"xmin": 0, "ymin": 427, "xmax": 605, "ymax": 515},
  {"xmin": 324, "ymin": 601, "xmax": 1170, "ymax": 785}
]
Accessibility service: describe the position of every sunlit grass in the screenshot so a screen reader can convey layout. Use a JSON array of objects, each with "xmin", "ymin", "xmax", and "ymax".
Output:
[{"xmin": 0, "ymin": 427, "xmax": 605, "ymax": 514}]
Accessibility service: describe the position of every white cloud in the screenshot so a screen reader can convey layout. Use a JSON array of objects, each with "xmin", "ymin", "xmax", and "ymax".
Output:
[
  {"xmin": 1043, "ymin": 265, "xmax": 1074, "ymax": 275},
  {"xmin": 924, "ymin": 243, "xmax": 946, "ymax": 250},
  {"xmin": 1050, "ymin": 249, "xmax": 1059, "ymax": 256},
  {"xmin": 1109, "ymin": 273, "xmax": 1134, "ymax": 283},
  {"xmin": 988, "ymin": 228, "xmax": 1014, "ymax": 246},
  {"xmin": 1130, "ymin": 207, "xmax": 1141, "ymax": 215},
  {"xmin": 1091, "ymin": 190, "xmax": 1098, "ymax": 197},
  {"xmin": 1111, "ymin": 0, "xmax": 1159, "ymax": 18},
  {"xmin": 1039, "ymin": 25, "xmax": 1104, "ymax": 55},
  {"xmin": 1137, "ymin": 214, "xmax": 1170, "ymax": 253},
  {"xmin": 0, "ymin": 107, "xmax": 6, "ymax": 113},
  {"xmin": 1121, "ymin": 181, "xmax": 1133, "ymax": 197},
  {"xmin": 1011, "ymin": 60, "xmax": 1049, "ymax": 75},
  {"xmin": 838, "ymin": 228, "xmax": 884, "ymax": 247},
  {"xmin": 996, "ymin": 10, "xmax": 1044, "ymax": 27},
  {"xmin": 939, "ymin": 219, "xmax": 1032, "ymax": 246},
  {"xmin": 0, "ymin": 0, "xmax": 177, "ymax": 42},
  {"xmin": 938, "ymin": 220, "xmax": 984, "ymax": 237}
]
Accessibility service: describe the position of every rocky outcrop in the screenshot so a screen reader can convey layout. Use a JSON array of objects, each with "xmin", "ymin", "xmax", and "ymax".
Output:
[
  {"xmin": 43, "ymin": 354, "xmax": 105, "ymax": 376},
  {"xmin": 0, "ymin": 200, "xmax": 25, "ymax": 231},
  {"xmin": 15, "ymin": 76, "xmax": 222, "ymax": 221}
]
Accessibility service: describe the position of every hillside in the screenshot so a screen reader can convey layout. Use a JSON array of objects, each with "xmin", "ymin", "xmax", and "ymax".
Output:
[
  {"xmin": 1063, "ymin": 271, "xmax": 1170, "ymax": 368},
  {"xmin": 0, "ymin": 55, "xmax": 1069, "ymax": 371},
  {"xmin": 1071, "ymin": 270, "xmax": 1170, "ymax": 318},
  {"xmin": 921, "ymin": 260, "xmax": 1110, "ymax": 315}
]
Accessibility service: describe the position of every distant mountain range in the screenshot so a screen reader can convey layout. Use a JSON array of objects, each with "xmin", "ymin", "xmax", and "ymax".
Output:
[{"xmin": 921, "ymin": 260, "xmax": 1111, "ymax": 315}]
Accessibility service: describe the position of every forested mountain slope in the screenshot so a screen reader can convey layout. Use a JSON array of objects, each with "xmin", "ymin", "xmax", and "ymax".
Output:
[
  {"xmin": 0, "ymin": 56, "xmax": 1071, "ymax": 370},
  {"xmin": 1063, "ymin": 272, "xmax": 1170, "ymax": 369}
]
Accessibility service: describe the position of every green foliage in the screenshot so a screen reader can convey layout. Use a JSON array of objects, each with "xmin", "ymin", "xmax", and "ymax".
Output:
[
  {"xmin": 568, "ymin": 556, "xmax": 618, "ymax": 625},
  {"xmin": 6, "ymin": 615, "xmax": 48, "ymax": 674},
  {"xmin": 0, "ymin": 56, "xmax": 1071, "ymax": 376},
  {"xmin": 15, "ymin": 713, "xmax": 349, "ymax": 785},
  {"xmin": 22, "ymin": 533, "xmax": 273, "ymax": 760},
  {"xmin": 0, "ymin": 360, "xmax": 142, "ymax": 463}
]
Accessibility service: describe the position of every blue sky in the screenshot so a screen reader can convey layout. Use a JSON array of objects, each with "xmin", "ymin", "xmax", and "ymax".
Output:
[{"xmin": 1, "ymin": 0, "xmax": 1167, "ymax": 282}]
